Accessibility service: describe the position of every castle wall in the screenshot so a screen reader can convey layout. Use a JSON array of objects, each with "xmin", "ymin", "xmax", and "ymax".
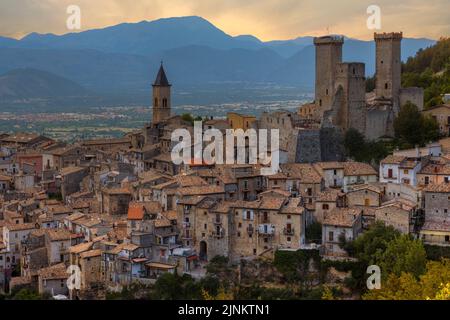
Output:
[
  {"xmin": 295, "ymin": 129, "xmax": 322, "ymax": 163},
  {"xmin": 400, "ymin": 87, "xmax": 424, "ymax": 111},
  {"xmin": 365, "ymin": 108, "xmax": 394, "ymax": 140}
]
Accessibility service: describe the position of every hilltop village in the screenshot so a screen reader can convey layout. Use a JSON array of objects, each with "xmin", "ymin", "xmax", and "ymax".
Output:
[{"xmin": 0, "ymin": 32, "xmax": 450, "ymax": 299}]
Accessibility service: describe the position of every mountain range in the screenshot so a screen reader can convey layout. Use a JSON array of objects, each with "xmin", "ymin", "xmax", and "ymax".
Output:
[{"xmin": 0, "ymin": 16, "xmax": 437, "ymax": 103}]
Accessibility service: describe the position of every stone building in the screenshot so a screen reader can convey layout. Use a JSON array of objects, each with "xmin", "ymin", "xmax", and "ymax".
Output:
[
  {"xmin": 322, "ymin": 207, "xmax": 363, "ymax": 256},
  {"xmin": 420, "ymin": 184, "xmax": 450, "ymax": 246},
  {"xmin": 422, "ymin": 104, "xmax": 450, "ymax": 137},
  {"xmin": 101, "ymin": 188, "xmax": 132, "ymax": 215},
  {"xmin": 374, "ymin": 198, "xmax": 416, "ymax": 234}
]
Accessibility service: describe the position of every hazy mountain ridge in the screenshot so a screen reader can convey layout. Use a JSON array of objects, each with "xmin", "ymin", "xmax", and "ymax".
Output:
[
  {"xmin": 0, "ymin": 16, "xmax": 437, "ymax": 100},
  {"xmin": 0, "ymin": 68, "xmax": 91, "ymax": 100}
]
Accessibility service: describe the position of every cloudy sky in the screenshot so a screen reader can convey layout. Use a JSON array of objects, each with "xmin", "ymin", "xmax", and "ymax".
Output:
[{"xmin": 1, "ymin": 0, "xmax": 448, "ymax": 40}]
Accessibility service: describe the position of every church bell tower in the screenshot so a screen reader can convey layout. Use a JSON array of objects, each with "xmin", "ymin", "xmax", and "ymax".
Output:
[{"xmin": 152, "ymin": 62, "xmax": 171, "ymax": 123}]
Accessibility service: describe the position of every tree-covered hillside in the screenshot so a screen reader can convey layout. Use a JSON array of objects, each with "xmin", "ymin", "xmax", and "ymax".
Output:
[{"xmin": 402, "ymin": 37, "xmax": 450, "ymax": 108}]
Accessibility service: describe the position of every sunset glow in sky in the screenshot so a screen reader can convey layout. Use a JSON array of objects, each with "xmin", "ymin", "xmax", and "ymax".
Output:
[{"xmin": 1, "ymin": 0, "xmax": 449, "ymax": 40}]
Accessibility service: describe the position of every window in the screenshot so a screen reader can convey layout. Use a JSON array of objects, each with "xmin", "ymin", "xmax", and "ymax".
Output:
[
  {"xmin": 238, "ymin": 222, "xmax": 242, "ymax": 228},
  {"xmin": 322, "ymin": 204, "xmax": 329, "ymax": 210},
  {"xmin": 404, "ymin": 169, "xmax": 409, "ymax": 174},
  {"xmin": 154, "ymin": 98, "xmax": 158, "ymax": 107},
  {"xmin": 385, "ymin": 83, "xmax": 388, "ymax": 89},
  {"xmin": 253, "ymin": 249, "xmax": 257, "ymax": 255},
  {"xmin": 204, "ymin": 224, "xmax": 207, "ymax": 230},
  {"xmin": 287, "ymin": 237, "xmax": 291, "ymax": 242},
  {"xmin": 328, "ymin": 231, "xmax": 334, "ymax": 242},
  {"xmin": 237, "ymin": 232, "xmax": 241, "ymax": 237},
  {"xmin": 287, "ymin": 215, "xmax": 291, "ymax": 220},
  {"xmin": 445, "ymin": 236, "xmax": 450, "ymax": 243}
]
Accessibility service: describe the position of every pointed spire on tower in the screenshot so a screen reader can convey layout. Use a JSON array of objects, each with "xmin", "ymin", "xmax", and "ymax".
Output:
[{"xmin": 153, "ymin": 61, "xmax": 171, "ymax": 86}]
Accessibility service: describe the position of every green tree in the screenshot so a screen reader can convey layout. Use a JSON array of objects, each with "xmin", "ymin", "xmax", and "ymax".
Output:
[
  {"xmin": 394, "ymin": 102, "xmax": 425, "ymax": 147},
  {"xmin": 349, "ymin": 222, "xmax": 400, "ymax": 266},
  {"xmin": 379, "ymin": 235, "xmax": 427, "ymax": 279}
]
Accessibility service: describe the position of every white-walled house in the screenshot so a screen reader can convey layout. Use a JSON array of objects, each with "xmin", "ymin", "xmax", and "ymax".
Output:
[{"xmin": 380, "ymin": 155, "xmax": 424, "ymax": 186}]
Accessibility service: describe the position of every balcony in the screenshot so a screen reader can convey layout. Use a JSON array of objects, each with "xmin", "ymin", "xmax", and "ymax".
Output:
[
  {"xmin": 258, "ymin": 224, "xmax": 275, "ymax": 236},
  {"xmin": 283, "ymin": 227, "xmax": 295, "ymax": 236}
]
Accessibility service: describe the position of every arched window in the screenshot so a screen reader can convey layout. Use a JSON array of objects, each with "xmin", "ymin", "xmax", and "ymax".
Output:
[
  {"xmin": 154, "ymin": 98, "xmax": 158, "ymax": 107},
  {"xmin": 162, "ymin": 98, "xmax": 168, "ymax": 108},
  {"xmin": 385, "ymin": 83, "xmax": 388, "ymax": 89}
]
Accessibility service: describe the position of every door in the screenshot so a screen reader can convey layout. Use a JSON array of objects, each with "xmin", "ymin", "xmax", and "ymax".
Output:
[{"xmin": 199, "ymin": 241, "xmax": 208, "ymax": 261}]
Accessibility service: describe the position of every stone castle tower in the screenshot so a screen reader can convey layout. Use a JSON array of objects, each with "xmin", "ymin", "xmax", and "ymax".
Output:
[
  {"xmin": 374, "ymin": 32, "xmax": 403, "ymax": 113},
  {"xmin": 334, "ymin": 62, "xmax": 366, "ymax": 133},
  {"xmin": 152, "ymin": 63, "xmax": 171, "ymax": 123},
  {"xmin": 314, "ymin": 36, "xmax": 344, "ymax": 113}
]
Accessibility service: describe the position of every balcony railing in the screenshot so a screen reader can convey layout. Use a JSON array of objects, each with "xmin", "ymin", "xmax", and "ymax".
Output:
[{"xmin": 258, "ymin": 224, "xmax": 275, "ymax": 236}]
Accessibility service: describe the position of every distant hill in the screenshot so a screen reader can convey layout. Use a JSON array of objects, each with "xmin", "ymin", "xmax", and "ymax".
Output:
[
  {"xmin": 0, "ymin": 16, "xmax": 437, "ymax": 100},
  {"xmin": 0, "ymin": 68, "xmax": 90, "ymax": 100},
  {"xmin": 402, "ymin": 37, "xmax": 450, "ymax": 108}
]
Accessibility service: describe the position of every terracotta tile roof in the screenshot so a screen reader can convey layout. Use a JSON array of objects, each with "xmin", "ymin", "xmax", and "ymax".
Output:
[
  {"xmin": 46, "ymin": 229, "xmax": 73, "ymax": 241},
  {"xmin": 69, "ymin": 242, "xmax": 93, "ymax": 254},
  {"xmin": 5, "ymin": 222, "xmax": 36, "ymax": 231},
  {"xmin": 281, "ymin": 163, "xmax": 322, "ymax": 183},
  {"xmin": 317, "ymin": 188, "xmax": 345, "ymax": 202},
  {"xmin": 38, "ymin": 263, "xmax": 68, "ymax": 280},
  {"xmin": 175, "ymin": 175, "xmax": 208, "ymax": 187},
  {"xmin": 347, "ymin": 184, "xmax": 382, "ymax": 194},
  {"xmin": 177, "ymin": 185, "xmax": 224, "ymax": 196},
  {"xmin": 323, "ymin": 207, "xmax": 362, "ymax": 227},
  {"xmin": 259, "ymin": 197, "xmax": 286, "ymax": 210},
  {"xmin": 381, "ymin": 155, "xmax": 406, "ymax": 165},
  {"xmin": 154, "ymin": 218, "xmax": 172, "ymax": 228},
  {"xmin": 80, "ymin": 249, "xmax": 102, "ymax": 259},
  {"xmin": 420, "ymin": 163, "xmax": 450, "ymax": 175},
  {"xmin": 259, "ymin": 189, "xmax": 291, "ymax": 197},
  {"xmin": 343, "ymin": 162, "xmax": 377, "ymax": 176},
  {"xmin": 163, "ymin": 210, "xmax": 177, "ymax": 221},
  {"xmin": 421, "ymin": 217, "xmax": 450, "ymax": 232},
  {"xmin": 378, "ymin": 198, "xmax": 417, "ymax": 211},
  {"xmin": 423, "ymin": 183, "xmax": 450, "ymax": 193},
  {"xmin": 177, "ymin": 195, "xmax": 206, "ymax": 205},
  {"xmin": 280, "ymin": 198, "xmax": 304, "ymax": 215},
  {"xmin": 103, "ymin": 187, "xmax": 131, "ymax": 195},
  {"xmin": 60, "ymin": 166, "xmax": 86, "ymax": 176},
  {"xmin": 127, "ymin": 201, "xmax": 161, "ymax": 220}
]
